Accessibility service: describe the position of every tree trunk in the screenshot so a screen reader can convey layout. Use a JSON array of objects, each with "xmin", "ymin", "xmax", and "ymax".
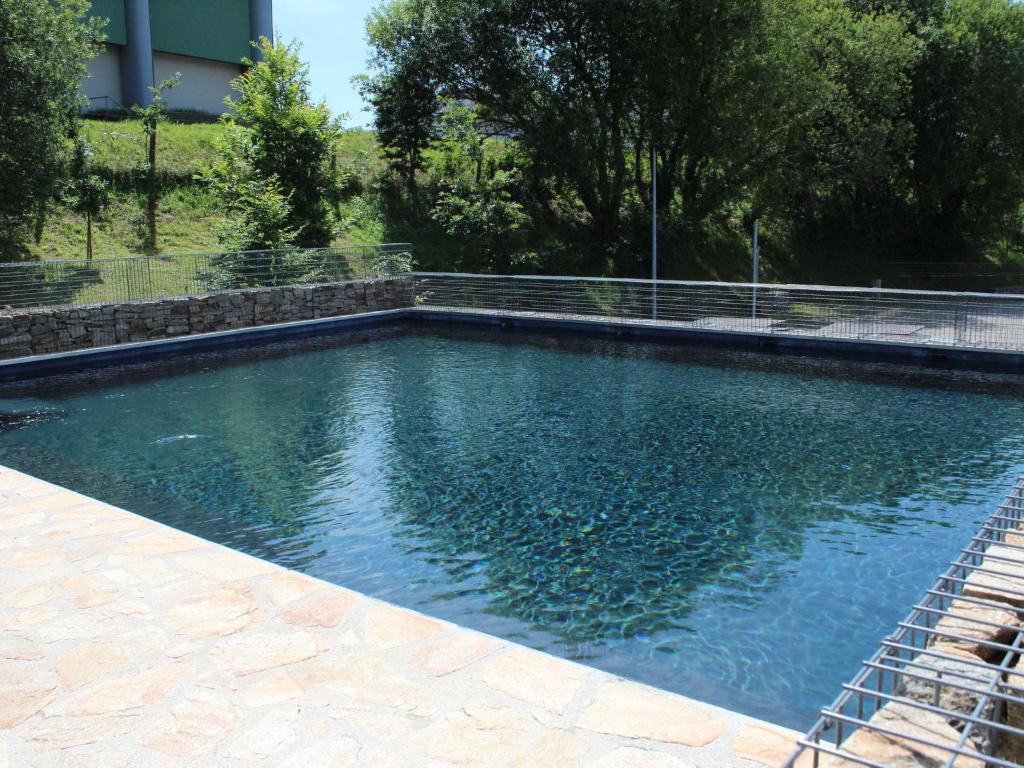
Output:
[
  {"xmin": 406, "ymin": 149, "xmax": 419, "ymax": 218},
  {"xmin": 86, "ymin": 212, "xmax": 93, "ymax": 261},
  {"xmin": 146, "ymin": 126, "xmax": 158, "ymax": 250},
  {"xmin": 33, "ymin": 203, "xmax": 46, "ymax": 244},
  {"xmin": 331, "ymin": 153, "xmax": 341, "ymax": 216}
]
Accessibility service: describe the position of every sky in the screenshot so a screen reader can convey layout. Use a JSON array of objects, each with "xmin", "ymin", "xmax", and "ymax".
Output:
[{"xmin": 274, "ymin": 0, "xmax": 382, "ymax": 128}]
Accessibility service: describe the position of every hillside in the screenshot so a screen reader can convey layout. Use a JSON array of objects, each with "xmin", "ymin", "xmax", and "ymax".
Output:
[{"xmin": 29, "ymin": 120, "xmax": 388, "ymax": 263}]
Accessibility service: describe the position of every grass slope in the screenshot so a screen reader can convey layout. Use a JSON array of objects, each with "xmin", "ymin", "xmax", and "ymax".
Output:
[{"xmin": 30, "ymin": 120, "xmax": 386, "ymax": 264}]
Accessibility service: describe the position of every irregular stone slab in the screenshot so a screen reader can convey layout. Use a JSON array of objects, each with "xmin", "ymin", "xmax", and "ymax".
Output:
[
  {"xmin": 362, "ymin": 603, "xmax": 446, "ymax": 650},
  {"xmin": 240, "ymin": 669, "xmax": 303, "ymax": 706},
  {"xmin": 173, "ymin": 549, "xmax": 276, "ymax": 582},
  {"xmin": 328, "ymin": 704, "xmax": 428, "ymax": 743},
  {"xmin": 1, "ymin": 585, "xmax": 56, "ymax": 609},
  {"xmin": 209, "ymin": 631, "xmax": 329, "ymax": 676},
  {"xmin": 302, "ymin": 652, "xmax": 437, "ymax": 715},
  {"xmin": 591, "ymin": 746, "xmax": 696, "ymax": 768},
  {"xmin": 0, "ymin": 512, "xmax": 44, "ymax": 531},
  {"xmin": 577, "ymin": 681, "xmax": 727, "ymax": 747},
  {"xmin": 0, "ymin": 686, "xmax": 54, "ymax": 728},
  {"xmin": 102, "ymin": 561, "xmax": 179, "ymax": 587},
  {"xmin": 962, "ymin": 546, "xmax": 1024, "ymax": 607},
  {"xmin": 931, "ymin": 598, "xmax": 1020, "ymax": 660},
  {"xmin": 276, "ymin": 739, "xmax": 361, "ymax": 768},
  {"xmin": 996, "ymin": 655, "xmax": 1024, "ymax": 765},
  {"xmin": 824, "ymin": 702, "xmax": 985, "ymax": 767},
  {"xmin": 262, "ymin": 571, "xmax": 324, "ymax": 607},
  {"xmin": 5, "ymin": 547, "xmax": 62, "ymax": 568},
  {"xmin": 24, "ymin": 713, "xmax": 142, "ymax": 750},
  {"xmin": 111, "ymin": 532, "xmax": 203, "ymax": 559},
  {"xmin": 63, "ymin": 663, "xmax": 192, "ymax": 716},
  {"xmin": 164, "ymin": 586, "xmax": 259, "ymax": 640},
  {"xmin": 896, "ymin": 653, "xmax": 993, "ymax": 753},
  {"xmin": 142, "ymin": 689, "xmax": 238, "ymax": 758},
  {"xmin": 409, "ymin": 702, "xmax": 531, "ymax": 766},
  {"xmin": 733, "ymin": 722, "xmax": 801, "ymax": 767},
  {"xmin": 221, "ymin": 705, "xmax": 299, "ymax": 761},
  {"xmin": 473, "ymin": 646, "xmax": 588, "ymax": 714},
  {"xmin": 55, "ymin": 643, "xmax": 133, "ymax": 691},
  {"xmin": 504, "ymin": 728, "xmax": 590, "ymax": 768},
  {"xmin": 1003, "ymin": 530, "xmax": 1024, "ymax": 547},
  {"xmin": 60, "ymin": 573, "xmax": 120, "ymax": 609},
  {"xmin": 277, "ymin": 591, "xmax": 358, "ymax": 628},
  {"xmin": 405, "ymin": 633, "xmax": 502, "ymax": 677},
  {"xmin": 0, "ymin": 633, "xmax": 44, "ymax": 661}
]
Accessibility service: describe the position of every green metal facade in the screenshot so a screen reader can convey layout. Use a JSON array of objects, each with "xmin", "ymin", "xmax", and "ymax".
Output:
[
  {"xmin": 150, "ymin": 0, "xmax": 251, "ymax": 64},
  {"xmin": 87, "ymin": 0, "xmax": 127, "ymax": 45},
  {"xmin": 86, "ymin": 0, "xmax": 251, "ymax": 63}
]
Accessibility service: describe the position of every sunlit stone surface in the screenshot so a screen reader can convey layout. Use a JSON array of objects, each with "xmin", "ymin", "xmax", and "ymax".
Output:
[{"xmin": 0, "ymin": 466, "xmax": 796, "ymax": 767}]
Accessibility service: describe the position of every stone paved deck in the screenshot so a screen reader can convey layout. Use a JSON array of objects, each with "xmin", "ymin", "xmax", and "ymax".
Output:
[{"xmin": 0, "ymin": 465, "xmax": 800, "ymax": 768}]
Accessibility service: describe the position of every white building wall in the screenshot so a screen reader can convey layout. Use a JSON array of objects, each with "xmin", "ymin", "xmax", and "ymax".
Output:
[
  {"xmin": 81, "ymin": 44, "xmax": 124, "ymax": 111},
  {"xmin": 154, "ymin": 52, "xmax": 241, "ymax": 116}
]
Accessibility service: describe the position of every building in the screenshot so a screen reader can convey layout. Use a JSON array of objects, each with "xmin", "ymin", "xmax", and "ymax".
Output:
[{"xmin": 82, "ymin": 0, "xmax": 273, "ymax": 116}]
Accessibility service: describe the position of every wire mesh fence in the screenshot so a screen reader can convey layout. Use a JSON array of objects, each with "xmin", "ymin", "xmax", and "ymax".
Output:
[
  {"xmin": 783, "ymin": 477, "xmax": 1024, "ymax": 768},
  {"xmin": 888, "ymin": 262, "xmax": 1024, "ymax": 293},
  {"xmin": 409, "ymin": 273, "xmax": 1024, "ymax": 353},
  {"xmin": 0, "ymin": 244, "xmax": 414, "ymax": 310}
]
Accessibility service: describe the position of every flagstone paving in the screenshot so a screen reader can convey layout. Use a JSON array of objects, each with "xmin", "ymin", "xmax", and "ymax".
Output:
[{"xmin": 0, "ymin": 465, "xmax": 800, "ymax": 767}]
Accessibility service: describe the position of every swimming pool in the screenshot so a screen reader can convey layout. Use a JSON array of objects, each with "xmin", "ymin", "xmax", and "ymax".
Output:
[{"xmin": 2, "ymin": 324, "xmax": 1022, "ymax": 729}]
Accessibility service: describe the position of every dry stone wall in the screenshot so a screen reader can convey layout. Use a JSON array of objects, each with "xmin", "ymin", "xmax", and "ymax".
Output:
[{"xmin": 0, "ymin": 278, "xmax": 414, "ymax": 361}]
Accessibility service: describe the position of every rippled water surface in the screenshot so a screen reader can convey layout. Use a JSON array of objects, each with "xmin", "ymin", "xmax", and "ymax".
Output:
[{"xmin": 2, "ymin": 326, "xmax": 1024, "ymax": 728}]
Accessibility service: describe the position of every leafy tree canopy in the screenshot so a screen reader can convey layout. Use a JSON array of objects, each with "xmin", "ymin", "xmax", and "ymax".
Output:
[
  {"xmin": 209, "ymin": 37, "xmax": 342, "ymax": 250},
  {"xmin": 365, "ymin": 0, "xmax": 1024, "ymax": 279},
  {"xmin": 0, "ymin": 0, "xmax": 101, "ymax": 261}
]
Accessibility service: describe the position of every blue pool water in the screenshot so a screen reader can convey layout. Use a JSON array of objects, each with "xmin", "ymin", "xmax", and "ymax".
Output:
[{"xmin": 2, "ymin": 325, "xmax": 1023, "ymax": 728}]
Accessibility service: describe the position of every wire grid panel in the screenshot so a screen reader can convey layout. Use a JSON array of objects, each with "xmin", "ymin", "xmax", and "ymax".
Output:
[
  {"xmin": 0, "ymin": 245, "xmax": 413, "ymax": 310},
  {"xmin": 783, "ymin": 478, "xmax": 1024, "ymax": 768},
  {"xmin": 409, "ymin": 273, "xmax": 1024, "ymax": 353}
]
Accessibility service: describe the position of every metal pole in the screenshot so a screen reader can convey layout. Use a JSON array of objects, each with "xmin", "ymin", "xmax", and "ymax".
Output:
[
  {"xmin": 751, "ymin": 220, "xmax": 759, "ymax": 319},
  {"xmin": 652, "ymin": 143, "xmax": 658, "ymax": 320}
]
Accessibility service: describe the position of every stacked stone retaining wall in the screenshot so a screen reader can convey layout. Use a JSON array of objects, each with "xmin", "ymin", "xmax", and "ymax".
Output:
[{"xmin": 0, "ymin": 278, "xmax": 414, "ymax": 360}]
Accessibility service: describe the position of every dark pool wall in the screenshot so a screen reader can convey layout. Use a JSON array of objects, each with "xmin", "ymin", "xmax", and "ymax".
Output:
[{"xmin": 0, "ymin": 278, "xmax": 415, "ymax": 360}]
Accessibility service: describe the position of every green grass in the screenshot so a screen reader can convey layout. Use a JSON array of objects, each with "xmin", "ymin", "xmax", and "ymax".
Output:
[
  {"xmin": 31, "ymin": 121, "xmax": 390, "ymax": 265},
  {"xmin": 29, "ymin": 187, "xmax": 225, "ymax": 263},
  {"xmin": 82, "ymin": 119, "xmax": 224, "ymax": 178}
]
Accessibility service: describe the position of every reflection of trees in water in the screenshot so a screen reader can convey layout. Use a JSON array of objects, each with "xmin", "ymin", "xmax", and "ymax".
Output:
[
  {"xmin": 0, "ymin": 344, "xmax": 366, "ymax": 569},
  {"xmin": 374, "ymin": 334, "xmax": 1024, "ymax": 644},
  {"xmin": 0, "ymin": 263, "xmax": 104, "ymax": 309}
]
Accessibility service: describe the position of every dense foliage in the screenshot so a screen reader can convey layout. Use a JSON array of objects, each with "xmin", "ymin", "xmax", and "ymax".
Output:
[
  {"xmin": 0, "ymin": 0, "xmax": 100, "ymax": 261},
  {"xmin": 363, "ymin": 0, "xmax": 1024, "ymax": 282},
  {"xmin": 206, "ymin": 38, "xmax": 342, "ymax": 252}
]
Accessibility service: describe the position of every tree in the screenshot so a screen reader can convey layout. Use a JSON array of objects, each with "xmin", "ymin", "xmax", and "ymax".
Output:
[
  {"xmin": 132, "ymin": 75, "xmax": 180, "ymax": 251},
  {"xmin": 361, "ymin": 0, "xmax": 441, "ymax": 209},
  {"xmin": 0, "ymin": 0, "xmax": 101, "ymax": 260},
  {"xmin": 367, "ymin": 0, "xmax": 910, "ymax": 271},
  {"xmin": 64, "ymin": 136, "xmax": 109, "ymax": 261},
  {"xmin": 430, "ymin": 102, "xmax": 528, "ymax": 271},
  {"xmin": 210, "ymin": 37, "xmax": 341, "ymax": 249},
  {"xmin": 903, "ymin": 0, "xmax": 1024, "ymax": 262},
  {"xmin": 206, "ymin": 178, "xmax": 301, "ymax": 288},
  {"xmin": 366, "ymin": 0, "xmax": 1024, "ymax": 280},
  {"xmin": 750, "ymin": 0, "xmax": 922, "ymax": 278}
]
